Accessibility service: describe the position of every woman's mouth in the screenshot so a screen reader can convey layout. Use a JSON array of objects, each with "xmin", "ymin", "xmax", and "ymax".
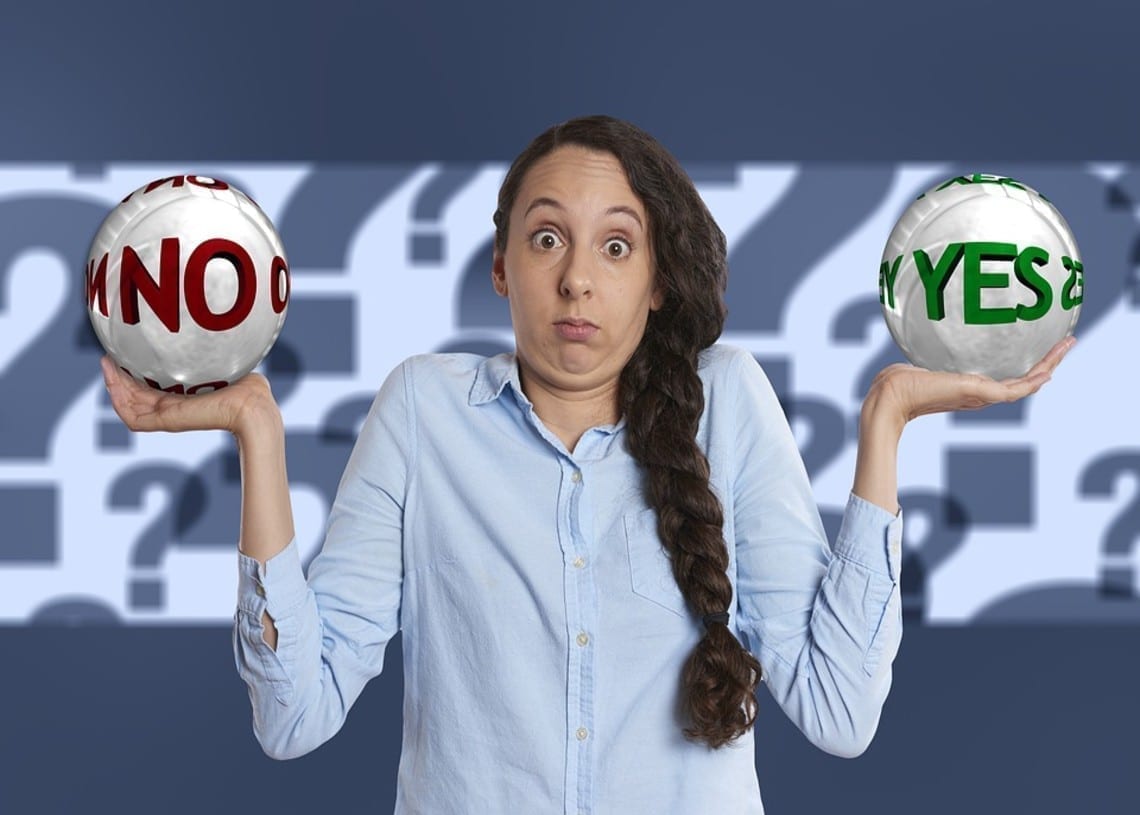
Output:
[{"xmin": 554, "ymin": 319, "xmax": 599, "ymax": 341}]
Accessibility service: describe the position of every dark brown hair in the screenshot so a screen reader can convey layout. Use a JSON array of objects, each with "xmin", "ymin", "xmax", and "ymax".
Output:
[{"xmin": 493, "ymin": 115, "xmax": 762, "ymax": 748}]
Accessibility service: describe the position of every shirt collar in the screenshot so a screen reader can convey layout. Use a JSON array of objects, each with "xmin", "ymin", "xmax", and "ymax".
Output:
[
  {"xmin": 467, "ymin": 352, "xmax": 627, "ymax": 436},
  {"xmin": 469, "ymin": 352, "xmax": 524, "ymax": 407}
]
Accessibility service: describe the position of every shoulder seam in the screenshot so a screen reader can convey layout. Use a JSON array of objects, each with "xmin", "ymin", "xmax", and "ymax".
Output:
[{"xmin": 401, "ymin": 358, "xmax": 419, "ymax": 504}]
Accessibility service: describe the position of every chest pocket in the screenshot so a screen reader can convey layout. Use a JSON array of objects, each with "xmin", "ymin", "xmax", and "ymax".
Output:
[{"xmin": 624, "ymin": 508, "xmax": 689, "ymax": 618}]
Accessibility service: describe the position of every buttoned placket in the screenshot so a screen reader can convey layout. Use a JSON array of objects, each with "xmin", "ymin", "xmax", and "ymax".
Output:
[
  {"xmin": 559, "ymin": 447, "xmax": 600, "ymax": 815},
  {"xmin": 511, "ymin": 384, "xmax": 608, "ymax": 815}
]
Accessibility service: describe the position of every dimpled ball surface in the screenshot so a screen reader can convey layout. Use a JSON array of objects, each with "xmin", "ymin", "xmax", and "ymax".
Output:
[
  {"xmin": 86, "ymin": 176, "xmax": 289, "ymax": 393},
  {"xmin": 880, "ymin": 174, "xmax": 1081, "ymax": 381}
]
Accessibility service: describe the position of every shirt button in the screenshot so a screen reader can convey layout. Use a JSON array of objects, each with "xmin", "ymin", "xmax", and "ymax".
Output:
[
  {"xmin": 255, "ymin": 584, "xmax": 266, "ymax": 598},
  {"xmin": 576, "ymin": 632, "xmax": 589, "ymax": 647},
  {"xmin": 576, "ymin": 727, "xmax": 589, "ymax": 741},
  {"xmin": 570, "ymin": 470, "xmax": 582, "ymax": 483},
  {"xmin": 572, "ymin": 556, "xmax": 586, "ymax": 569}
]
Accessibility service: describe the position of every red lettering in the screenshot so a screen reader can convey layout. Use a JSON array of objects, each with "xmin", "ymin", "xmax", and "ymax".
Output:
[
  {"xmin": 186, "ymin": 381, "xmax": 229, "ymax": 395},
  {"xmin": 185, "ymin": 175, "xmax": 229, "ymax": 190},
  {"xmin": 120, "ymin": 238, "xmax": 181, "ymax": 332},
  {"xmin": 271, "ymin": 256, "xmax": 290, "ymax": 314},
  {"xmin": 183, "ymin": 238, "xmax": 256, "ymax": 331},
  {"xmin": 121, "ymin": 175, "xmax": 231, "ymax": 203},
  {"xmin": 86, "ymin": 253, "xmax": 109, "ymax": 316},
  {"xmin": 119, "ymin": 366, "xmax": 229, "ymax": 394},
  {"xmin": 144, "ymin": 176, "xmax": 187, "ymax": 194}
]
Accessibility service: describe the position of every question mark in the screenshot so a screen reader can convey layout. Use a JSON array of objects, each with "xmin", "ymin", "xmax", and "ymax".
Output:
[
  {"xmin": 442, "ymin": 232, "xmax": 514, "ymax": 357},
  {"xmin": 726, "ymin": 166, "xmax": 896, "ymax": 535},
  {"xmin": 438, "ymin": 163, "xmax": 514, "ymax": 356},
  {"xmin": 970, "ymin": 450, "xmax": 1140, "ymax": 622},
  {"xmin": 725, "ymin": 166, "xmax": 895, "ymax": 334},
  {"xmin": 829, "ymin": 294, "xmax": 907, "ymax": 542},
  {"xmin": 108, "ymin": 464, "xmax": 207, "ymax": 610},
  {"xmin": 1078, "ymin": 451, "xmax": 1140, "ymax": 599},
  {"xmin": 163, "ymin": 393, "xmax": 377, "ymax": 574},
  {"xmin": 951, "ymin": 165, "xmax": 1133, "ymax": 529},
  {"xmin": 830, "ymin": 293, "xmax": 972, "ymax": 620},
  {"xmin": 0, "ymin": 195, "xmax": 109, "ymax": 565},
  {"xmin": 277, "ymin": 166, "xmax": 416, "ymax": 276},
  {"xmin": 265, "ymin": 166, "xmax": 419, "ymax": 397},
  {"xmin": 894, "ymin": 489, "xmax": 969, "ymax": 621},
  {"xmin": 839, "ymin": 292, "xmax": 1033, "ymax": 540},
  {"xmin": 832, "ymin": 294, "xmax": 908, "ymax": 423},
  {"xmin": 408, "ymin": 165, "xmax": 481, "ymax": 265}
]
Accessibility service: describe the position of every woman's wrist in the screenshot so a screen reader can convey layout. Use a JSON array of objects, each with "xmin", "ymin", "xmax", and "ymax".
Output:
[
  {"xmin": 860, "ymin": 378, "xmax": 908, "ymax": 442},
  {"xmin": 230, "ymin": 378, "xmax": 283, "ymax": 441}
]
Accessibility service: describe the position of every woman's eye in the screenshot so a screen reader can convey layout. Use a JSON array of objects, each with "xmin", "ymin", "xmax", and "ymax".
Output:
[
  {"xmin": 604, "ymin": 238, "xmax": 631, "ymax": 259},
  {"xmin": 532, "ymin": 230, "xmax": 563, "ymax": 250}
]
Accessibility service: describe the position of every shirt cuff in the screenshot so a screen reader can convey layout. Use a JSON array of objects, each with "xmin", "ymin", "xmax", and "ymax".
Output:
[
  {"xmin": 236, "ymin": 539, "xmax": 309, "ymax": 620},
  {"xmin": 831, "ymin": 492, "xmax": 903, "ymax": 581}
]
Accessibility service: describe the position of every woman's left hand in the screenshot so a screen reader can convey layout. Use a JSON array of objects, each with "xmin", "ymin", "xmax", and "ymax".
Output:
[{"xmin": 868, "ymin": 335, "xmax": 1077, "ymax": 429}]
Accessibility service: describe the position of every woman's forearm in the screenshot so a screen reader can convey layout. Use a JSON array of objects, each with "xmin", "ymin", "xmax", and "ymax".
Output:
[
  {"xmin": 851, "ymin": 387, "xmax": 906, "ymax": 516},
  {"xmin": 234, "ymin": 401, "xmax": 295, "ymax": 649}
]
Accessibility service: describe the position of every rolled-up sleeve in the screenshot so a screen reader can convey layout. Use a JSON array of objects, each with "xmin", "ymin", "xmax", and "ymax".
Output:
[
  {"xmin": 232, "ymin": 361, "xmax": 412, "ymax": 760},
  {"xmin": 729, "ymin": 350, "xmax": 903, "ymax": 758}
]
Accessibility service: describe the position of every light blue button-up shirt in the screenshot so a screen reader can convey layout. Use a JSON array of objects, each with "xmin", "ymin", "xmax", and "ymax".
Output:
[{"xmin": 234, "ymin": 344, "xmax": 903, "ymax": 814}]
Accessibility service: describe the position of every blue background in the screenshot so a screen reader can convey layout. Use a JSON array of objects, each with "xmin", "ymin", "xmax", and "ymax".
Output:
[{"xmin": 2, "ymin": 2, "xmax": 1137, "ymax": 812}]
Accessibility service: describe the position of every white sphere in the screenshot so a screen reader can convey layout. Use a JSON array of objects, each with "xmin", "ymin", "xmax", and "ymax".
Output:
[
  {"xmin": 86, "ymin": 175, "xmax": 289, "ymax": 394},
  {"xmin": 879, "ymin": 173, "xmax": 1082, "ymax": 380}
]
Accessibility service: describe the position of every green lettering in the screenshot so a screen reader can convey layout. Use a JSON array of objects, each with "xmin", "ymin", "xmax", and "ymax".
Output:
[
  {"xmin": 1061, "ymin": 255, "xmax": 1084, "ymax": 309},
  {"xmin": 879, "ymin": 254, "xmax": 902, "ymax": 309},
  {"xmin": 1013, "ymin": 245, "xmax": 1052, "ymax": 321},
  {"xmin": 964, "ymin": 241, "xmax": 1018, "ymax": 325},
  {"xmin": 936, "ymin": 176, "xmax": 972, "ymax": 192},
  {"xmin": 913, "ymin": 243, "xmax": 964, "ymax": 320},
  {"xmin": 919, "ymin": 173, "xmax": 1033, "ymax": 200}
]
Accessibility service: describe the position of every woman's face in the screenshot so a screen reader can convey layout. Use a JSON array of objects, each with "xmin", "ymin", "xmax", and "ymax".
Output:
[{"xmin": 493, "ymin": 145, "xmax": 663, "ymax": 407}]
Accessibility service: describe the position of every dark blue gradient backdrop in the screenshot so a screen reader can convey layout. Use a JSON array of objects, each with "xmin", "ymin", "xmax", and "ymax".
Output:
[{"xmin": 2, "ymin": 3, "xmax": 1137, "ymax": 813}]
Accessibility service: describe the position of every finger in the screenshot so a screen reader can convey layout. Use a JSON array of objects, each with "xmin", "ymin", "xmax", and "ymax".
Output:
[
  {"xmin": 1020, "ymin": 336, "xmax": 1076, "ymax": 382},
  {"xmin": 101, "ymin": 356, "xmax": 164, "ymax": 431},
  {"xmin": 101, "ymin": 356, "xmax": 149, "ymax": 399},
  {"xmin": 943, "ymin": 367, "xmax": 1042, "ymax": 407},
  {"xmin": 99, "ymin": 355, "xmax": 117, "ymax": 388},
  {"xmin": 995, "ymin": 339, "xmax": 1072, "ymax": 392}
]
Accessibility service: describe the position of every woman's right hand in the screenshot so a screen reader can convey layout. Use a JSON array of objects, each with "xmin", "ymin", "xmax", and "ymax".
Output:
[{"xmin": 101, "ymin": 356, "xmax": 278, "ymax": 436}]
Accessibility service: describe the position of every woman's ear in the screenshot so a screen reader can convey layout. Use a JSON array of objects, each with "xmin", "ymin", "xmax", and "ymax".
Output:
[
  {"xmin": 492, "ymin": 253, "xmax": 509, "ymax": 298},
  {"xmin": 650, "ymin": 284, "xmax": 665, "ymax": 311}
]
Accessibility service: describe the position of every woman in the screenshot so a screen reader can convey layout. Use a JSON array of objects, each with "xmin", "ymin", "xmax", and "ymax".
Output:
[{"xmin": 102, "ymin": 116, "xmax": 1072, "ymax": 813}]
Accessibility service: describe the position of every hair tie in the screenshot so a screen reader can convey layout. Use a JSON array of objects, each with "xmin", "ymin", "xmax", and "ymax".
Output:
[{"xmin": 702, "ymin": 611, "xmax": 730, "ymax": 628}]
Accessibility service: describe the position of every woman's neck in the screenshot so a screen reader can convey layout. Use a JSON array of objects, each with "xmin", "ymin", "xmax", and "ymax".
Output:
[{"xmin": 518, "ymin": 366, "xmax": 620, "ymax": 454}]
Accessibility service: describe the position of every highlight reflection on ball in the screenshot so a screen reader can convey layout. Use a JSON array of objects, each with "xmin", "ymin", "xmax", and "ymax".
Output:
[
  {"xmin": 86, "ymin": 175, "xmax": 289, "ymax": 394},
  {"xmin": 879, "ymin": 173, "xmax": 1082, "ymax": 380}
]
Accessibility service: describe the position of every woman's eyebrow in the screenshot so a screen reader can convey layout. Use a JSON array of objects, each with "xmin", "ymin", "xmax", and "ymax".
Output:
[
  {"xmin": 524, "ymin": 197, "xmax": 563, "ymax": 218},
  {"xmin": 606, "ymin": 205, "xmax": 643, "ymax": 230},
  {"xmin": 523, "ymin": 198, "xmax": 644, "ymax": 230}
]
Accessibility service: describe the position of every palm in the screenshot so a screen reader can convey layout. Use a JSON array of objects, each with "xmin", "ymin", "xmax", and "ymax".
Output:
[
  {"xmin": 872, "ymin": 336, "xmax": 1075, "ymax": 423},
  {"xmin": 101, "ymin": 356, "xmax": 274, "ymax": 434}
]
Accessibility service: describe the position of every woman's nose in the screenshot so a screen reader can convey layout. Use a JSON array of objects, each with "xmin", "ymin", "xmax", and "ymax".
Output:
[{"xmin": 559, "ymin": 248, "xmax": 593, "ymax": 299}]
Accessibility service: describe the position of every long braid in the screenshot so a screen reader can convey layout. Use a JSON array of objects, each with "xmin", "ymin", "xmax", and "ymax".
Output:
[{"xmin": 621, "ymin": 302, "xmax": 762, "ymax": 749}]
